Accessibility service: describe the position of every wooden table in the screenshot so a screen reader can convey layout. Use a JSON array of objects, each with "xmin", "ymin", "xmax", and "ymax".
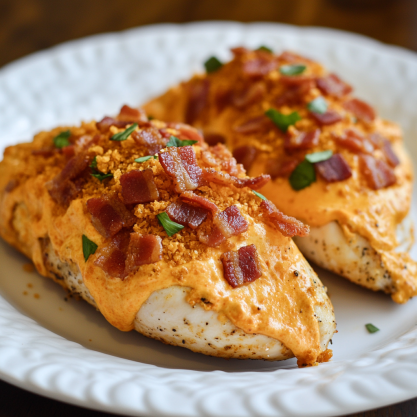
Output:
[{"xmin": 1, "ymin": 0, "xmax": 417, "ymax": 415}]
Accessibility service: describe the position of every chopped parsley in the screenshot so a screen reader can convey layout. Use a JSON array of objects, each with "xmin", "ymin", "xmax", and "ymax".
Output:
[
  {"xmin": 252, "ymin": 190, "xmax": 267, "ymax": 201},
  {"xmin": 307, "ymin": 97, "xmax": 328, "ymax": 114},
  {"xmin": 166, "ymin": 136, "xmax": 198, "ymax": 148},
  {"xmin": 90, "ymin": 156, "xmax": 113, "ymax": 182},
  {"xmin": 265, "ymin": 108, "xmax": 301, "ymax": 132},
  {"xmin": 204, "ymin": 56, "xmax": 223, "ymax": 73},
  {"xmin": 305, "ymin": 150, "xmax": 333, "ymax": 164},
  {"xmin": 135, "ymin": 155, "xmax": 158, "ymax": 163},
  {"xmin": 110, "ymin": 123, "xmax": 138, "ymax": 141},
  {"xmin": 365, "ymin": 323, "xmax": 380, "ymax": 334},
  {"xmin": 257, "ymin": 45, "xmax": 273, "ymax": 53},
  {"xmin": 157, "ymin": 212, "xmax": 184, "ymax": 237},
  {"xmin": 279, "ymin": 64, "xmax": 306, "ymax": 76},
  {"xmin": 82, "ymin": 235, "xmax": 98, "ymax": 262},
  {"xmin": 289, "ymin": 160, "xmax": 316, "ymax": 191},
  {"xmin": 53, "ymin": 130, "xmax": 71, "ymax": 149}
]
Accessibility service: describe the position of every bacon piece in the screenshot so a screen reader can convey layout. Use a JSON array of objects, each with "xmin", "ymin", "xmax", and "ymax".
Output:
[
  {"xmin": 117, "ymin": 105, "xmax": 147, "ymax": 122},
  {"xmin": 369, "ymin": 134, "xmax": 400, "ymax": 167},
  {"xmin": 310, "ymin": 110, "xmax": 343, "ymax": 126},
  {"xmin": 221, "ymin": 157, "xmax": 240, "ymax": 176},
  {"xmin": 96, "ymin": 117, "xmax": 131, "ymax": 132},
  {"xmin": 343, "ymin": 98, "xmax": 375, "ymax": 123},
  {"xmin": 167, "ymin": 123, "xmax": 204, "ymax": 144},
  {"xmin": 275, "ymin": 78, "xmax": 315, "ymax": 107},
  {"xmin": 221, "ymin": 244, "xmax": 262, "ymax": 288},
  {"xmin": 199, "ymin": 205, "xmax": 249, "ymax": 247},
  {"xmin": 132, "ymin": 127, "xmax": 167, "ymax": 155},
  {"xmin": 32, "ymin": 148, "xmax": 56, "ymax": 158},
  {"xmin": 46, "ymin": 153, "xmax": 89, "ymax": 205},
  {"xmin": 62, "ymin": 145, "xmax": 75, "ymax": 158},
  {"xmin": 186, "ymin": 79, "xmax": 210, "ymax": 124},
  {"xmin": 231, "ymin": 46, "xmax": 249, "ymax": 56},
  {"xmin": 234, "ymin": 116, "xmax": 269, "ymax": 134},
  {"xmin": 284, "ymin": 129, "xmax": 320, "ymax": 153},
  {"xmin": 233, "ymin": 146, "xmax": 257, "ymax": 171},
  {"xmin": 334, "ymin": 129, "xmax": 374, "ymax": 154},
  {"xmin": 280, "ymin": 75, "xmax": 316, "ymax": 87},
  {"xmin": 317, "ymin": 73, "xmax": 353, "ymax": 98},
  {"xmin": 266, "ymin": 159, "xmax": 298, "ymax": 179},
  {"xmin": 87, "ymin": 196, "xmax": 135, "ymax": 238},
  {"xmin": 243, "ymin": 56, "xmax": 278, "ymax": 78},
  {"xmin": 232, "ymin": 82, "xmax": 266, "ymax": 108},
  {"xmin": 95, "ymin": 230, "xmax": 131, "ymax": 280},
  {"xmin": 180, "ymin": 191, "xmax": 219, "ymax": 214},
  {"xmin": 120, "ymin": 169, "xmax": 159, "ymax": 205},
  {"xmin": 278, "ymin": 51, "xmax": 310, "ymax": 64},
  {"xmin": 204, "ymin": 132, "xmax": 226, "ymax": 146},
  {"xmin": 125, "ymin": 234, "xmax": 162, "ymax": 274},
  {"xmin": 202, "ymin": 168, "xmax": 270, "ymax": 190},
  {"xmin": 166, "ymin": 202, "xmax": 208, "ymax": 229},
  {"xmin": 315, "ymin": 154, "xmax": 352, "ymax": 183},
  {"xmin": 159, "ymin": 146, "xmax": 203, "ymax": 193},
  {"xmin": 260, "ymin": 200, "xmax": 309, "ymax": 237},
  {"xmin": 359, "ymin": 154, "xmax": 396, "ymax": 190}
]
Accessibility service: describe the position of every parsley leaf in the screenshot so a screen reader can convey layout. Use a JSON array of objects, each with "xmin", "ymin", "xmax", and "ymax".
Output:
[
  {"xmin": 265, "ymin": 108, "xmax": 301, "ymax": 132},
  {"xmin": 305, "ymin": 150, "xmax": 333, "ymax": 164},
  {"xmin": 166, "ymin": 136, "xmax": 198, "ymax": 148},
  {"xmin": 307, "ymin": 97, "xmax": 328, "ymax": 114},
  {"xmin": 91, "ymin": 172, "xmax": 113, "ymax": 182},
  {"xmin": 252, "ymin": 190, "xmax": 267, "ymax": 200},
  {"xmin": 82, "ymin": 235, "xmax": 98, "ymax": 262},
  {"xmin": 89, "ymin": 156, "xmax": 98, "ymax": 169},
  {"xmin": 289, "ymin": 160, "xmax": 316, "ymax": 191},
  {"xmin": 110, "ymin": 123, "xmax": 138, "ymax": 141},
  {"xmin": 135, "ymin": 155, "xmax": 158, "ymax": 163},
  {"xmin": 279, "ymin": 64, "xmax": 306, "ymax": 76},
  {"xmin": 204, "ymin": 56, "xmax": 223, "ymax": 73},
  {"xmin": 257, "ymin": 45, "xmax": 272, "ymax": 53},
  {"xmin": 157, "ymin": 212, "xmax": 184, "ymax": 236},
  {"xmin": 53, "ymin": 130, "xmax": 71, "ymax": 149},
  {"xmin": 365, "ymin": 323, "xmax": 379, "ymax": 334}
]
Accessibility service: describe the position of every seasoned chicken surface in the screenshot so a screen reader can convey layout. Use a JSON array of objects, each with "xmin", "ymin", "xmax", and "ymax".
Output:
[
  {"xmin": 0, "ymin": 105, "xmax": 335, "ymax": 366},
  {"xmin": 144, "ymin": 47, "xmax": 416, "ymax": 303}
]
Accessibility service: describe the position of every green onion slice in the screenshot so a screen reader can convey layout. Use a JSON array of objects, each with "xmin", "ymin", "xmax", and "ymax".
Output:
[
  {"xmin": 252, "ymin": 190, "xmax": 267, "ymax": 200},
  {"xmin": 279, "ymin": 64, "xmax": 306, "ymax": 76},
  {"xmin": 257, "ymin": 45, "xmax": 272, "ymax": 53},
  {"xmin": 157, "ymin": 212, "xmax": 184, "ymax": 237},
  {"xmin": 110, "ymin": 123, "xmax": 138, "ymax": 141},
  {"xmin": 204, "ymin": 56, "xmax": 223, "ymax": 73},
  {"xmin": 53, "ymin": 130, "xmax": 71, "ymax": 148},
  {"xmin": 135, "ymin": 155, "xmax": 158, "ymax": 163},
  {"xmin": 305, "ymin": 150, "xmax": 333, "ymax": 164},
  {"xmin": 166, "ymin": 136, "xmax": 198, "ymax": 148},
  {"xmin": 82, "ymin": 235, "xmax": 98, "ymax": 262},
  {"xmin": 289, "ymin": 160, "xmax": 316, "ymax": 191},
  {"xmin": 365, "ymin": 323, "xmax": 380, "ymax": 334},
  {"xmin": 265, "ymin": 108, "xmax": 301, "ymax": 132},
  {"xmin": 307, "ymin": 97, "xmax": 328, "ymax": 114},
  {"xmin": 91, "ymin": 172, "xmax": 113, "ymax": 182}
]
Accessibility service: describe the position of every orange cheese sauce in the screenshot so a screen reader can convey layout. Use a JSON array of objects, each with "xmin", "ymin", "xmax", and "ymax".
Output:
[{"xmin": 0, "ymin": 119, "xmax": 332, "ymax": 366}]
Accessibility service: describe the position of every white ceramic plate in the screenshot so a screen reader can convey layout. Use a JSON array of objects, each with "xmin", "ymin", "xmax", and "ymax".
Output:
[{"xmin": 1, "ymin": 22, "xmax": 417, "ymax": 417}]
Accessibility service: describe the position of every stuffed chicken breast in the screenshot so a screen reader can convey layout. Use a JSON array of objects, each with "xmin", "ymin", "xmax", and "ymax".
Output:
[
  {"xmin": 144, "ymin": 47, "xmax": 416, "ymax": 304},
  {"xmin": 0, "ymin": 105, "xmax": 335, "ymax": 366}
]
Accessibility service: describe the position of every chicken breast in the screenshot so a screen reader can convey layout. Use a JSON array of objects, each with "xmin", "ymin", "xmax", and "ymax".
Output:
[
  {"xmin": 144, "ymin": 47, "xmax": 417, "ymax": 303},
  {"xmin": 0, "ymin": 105, "xmax": 335, "ymax": 366}
]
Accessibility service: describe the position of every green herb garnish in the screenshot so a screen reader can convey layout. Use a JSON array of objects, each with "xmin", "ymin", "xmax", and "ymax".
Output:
[
  {"xmin": 53, "ymin": 130, "xmax": 71, "ymax": 149},
  {"xmin": 135, "ymin": 155, "xmax": 158, "ymax": 163},
  {"xmin": 110, "ymin": 123, "xmax": 138, "ymax": 141},
  {"xmin": 365, "ymin": 323, "xmax": 380, "ymax": 334},
  {"xmin": 89, "ymin": 156, "xmax": 98, "ymax": 169},
  {"xmin": 157, "ymin": 212, "xmax": 184, "ymax": 236},
  {"xmin": 265, "ymin": 108, "xmax": 301, "ymax": 132},
  {"xmin": 305, "ymin": 150, "xmax": 333, "ymax": 164},
  {"xmin": 166, "ymin": 136, "xmax": 198, "ymax": 148},
  {"xmin": 82, "ymin": 235, "xmax": 98, "ymax": 262},
  {"xmin": 252, "ymin": 190, "xmax": 267, "ymax": 201},
  {"xmin": 147, "ymin": 115, "xmax": 155, "ymax": 120},
  {"xmin": 204, "ymin": 56, "xmax": 223, "ymax": 73},
  {"xmin": 257, "ymin": 45, "xmax": 273, "ymax": 53},
  {"xmin": 279, "ymin": 64, "xmax": 306, "ymax": 76},
  {"xmin": 307, "ymin": 97, "xmax": 328, "ymax": 114},
  {"xmin": 90, "ymin": 156, "xmax": 113, "ymax": 181},
  {"xmin": 289, "ymin": 160, "xmax": 316, "ymax": 191}
]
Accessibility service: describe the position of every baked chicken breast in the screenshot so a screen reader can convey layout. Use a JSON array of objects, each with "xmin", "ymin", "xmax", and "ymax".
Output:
[
  {"xmin": 144, "ymin": 47, "xmax": 416, "ymax": 304},
  {"xmin": 0, "ymin": 105, "xmax": 335, "ymax": 366}
]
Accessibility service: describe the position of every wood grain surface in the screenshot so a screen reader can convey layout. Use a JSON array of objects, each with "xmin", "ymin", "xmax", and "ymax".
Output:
[{"xmin": 1, "ymin": 0, "xmax": 417, "ymax": 416}]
